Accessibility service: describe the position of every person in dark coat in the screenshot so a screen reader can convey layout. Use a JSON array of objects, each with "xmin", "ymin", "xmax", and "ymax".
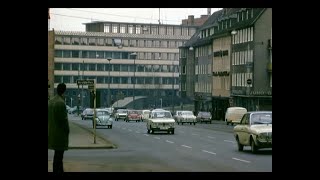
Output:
[{"xmin": 48, "ymin": 83, "xmax": 69, "ymax": 174}]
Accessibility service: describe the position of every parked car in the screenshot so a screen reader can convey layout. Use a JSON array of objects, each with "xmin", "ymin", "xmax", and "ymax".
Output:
[
  {"xmin": 93, "ymin": 109, "xmax": 113, "ymax": 129},
  {"xmin": 146, "ymin": 109, "xmax": 175, "ymax": 134},
  {"xmin": 233, "ymin": 111, "xmax": 272, "ymax": 153},
  {"xmin": 81, "ymin": 108, "xmax": 94, "ymax": 120},
  {"xmin": 125, "ymin": 110, "xmax": 142, "ymax": 122},
  {"xmin": 196, "ymin": 111, "xmax": 212, "ymax": 123},
  {"xmin": 225, "ymin": 107, "xmax": 247, "ymax": 125},
  {"xmin": 174, "ymin": 110, "xmax": 196, "ymax": 125},
  {"xmin": 115, "ymin": 109, "xmax": 128, "ymax": 121}
]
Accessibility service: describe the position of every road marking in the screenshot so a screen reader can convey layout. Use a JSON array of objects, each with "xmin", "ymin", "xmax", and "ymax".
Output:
[
  {"xmin": 143, "ymin": 134, "xmax": 149, "ymax": 136},
  {"xmin": 192, "ymin": 133, "xmax": 199, "ymax": 136},
  {"xmin": 232, "ymin": 158, "xmax": 251, "ymax": 163},
  {"xmin": 181, "ymin": 145, "xmax": 192, "ymax": 149},
  {"xmin": 128, "ymin": 129, "xmax": 132, "ymax": 131},
  {"xmin": 224, "ymin": 140, "xmax": 235, "ymax": 143},
  {"xmin": 135, "ymin": 131, "xmax": 140, "ymax": 133},
  {"xmin": 202, "ymin": 150, "xmax": 216, "ymax": 155},
  {"xmin": 154, "ymin": 137, "xmax": 160, "ymax": 139},
  {"xmin": 208, "ymin": 136, "xmax": 216, "ymax": 139},
  {"xmin": 166, "ymin": 140, "xmax": 174, "ymax": 144}
]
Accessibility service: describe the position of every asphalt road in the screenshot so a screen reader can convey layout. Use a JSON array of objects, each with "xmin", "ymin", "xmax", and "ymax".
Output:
[{"xmin": 60, "ymin": 117, "xmax": 271, "ymax": 172}]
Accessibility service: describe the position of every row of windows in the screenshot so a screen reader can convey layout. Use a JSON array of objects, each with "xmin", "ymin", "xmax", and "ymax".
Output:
[
  {"xmin": 55, "ymin": 63, "xmax": 178, "ymax": 73},
  {"xmin": 195, "ymin": 64, "xmax": 212, "ymax": 75},
  {"xmin": 232, "ymin": 27, "xmax": 254, "ymax": 44},
  {"xmin": 195, "ymin": 45, "xmax": 212, "ymax": 57},
  {"xmin": 232, "ymin": 50, "xmax": 253, "ymax": 65},
  {"xmin": 213, "ymin": 77, "xmax": 230, "ymax": 90},
  {"xmin": 195, "ymin": 82, "xmax": 212, "ymax": 94},
  {"xmin": 103, "ymin": 24, "xmax": 196, "ymax": 36},
  {"xmin": 64, "ymin": 89, "xmax": 176, "ymax": 98},
  {"xmin": 55, "ymin": 36, "xmax": 185, "ymax": 49},
  {"xmin": 55, "ymin": 50, "xmax": 179, "ymax": 61},
  {"xmin": 232, "ymin": 73, "xmax": 253, "ymax": 87},
  {"xmin": 55, "ymin": 75, "xmax": 179, "ymax": 85},
  {"xmin": 200, "ymin": 9, "xmax": 254, "ymax": 39}
]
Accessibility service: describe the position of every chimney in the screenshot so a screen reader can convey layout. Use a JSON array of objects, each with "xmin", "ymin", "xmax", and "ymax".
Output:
[
  {"xmin": 207, "ymin": 8, "xmax": 211, "ymax": 15},
  {"xmin": 188, "ymin": 15, "xmax": 194, "ymax": 25}
]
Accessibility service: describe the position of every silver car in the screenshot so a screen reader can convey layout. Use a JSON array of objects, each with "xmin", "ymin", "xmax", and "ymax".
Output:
[{"xmin": 93, "ymin": 109, "xmax": 113, "ymax": 129}]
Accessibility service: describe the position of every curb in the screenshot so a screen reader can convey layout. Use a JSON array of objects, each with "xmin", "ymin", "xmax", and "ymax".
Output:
[{"xmin": 69, "ymin": 121, "xmax": 117, "ymax": 149}]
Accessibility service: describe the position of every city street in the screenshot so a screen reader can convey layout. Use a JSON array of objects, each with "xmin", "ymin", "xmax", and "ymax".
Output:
[{"xmin": 48, "ymin": 115, "xmax": 272, "ymax": 172}]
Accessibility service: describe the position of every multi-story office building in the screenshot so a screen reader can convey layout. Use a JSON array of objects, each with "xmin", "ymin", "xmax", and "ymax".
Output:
[
  {"xmin": 52, "ymin": 21, "xmax": 198, "ymax": 109},
  {"xmin": 179, "ymin": 8, "xmax": 272, "ymax": 119}
]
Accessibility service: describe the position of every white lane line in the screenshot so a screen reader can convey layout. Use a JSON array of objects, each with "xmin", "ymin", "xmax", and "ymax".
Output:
[
  {"xmin": 154, "ymin": 137, "xmax": 160, "ymax": 139},
  {"xmin": 135, "ymin": 131, "xmax": 140, "ymax": 133},
  {"xmin": 128, "ymin": 129, "xmax": 132, "ymax": 132},
  {"xmin": 166, "ymin": 140, "xmax": 174, "ymax": 144},
  {"xmin": 179, "ymin": 131, "xmax": 185, "ymax": 133},
  {"xmin": 224, "ymin": 140, "xmax": 235, "ymax": 143},
  {"xmin": 202, "ymin": 150, "xmax": 216, "ymax": 155},
  {"xmin": 232, "ymin": 158, "xmax": 251, "ymax": 163},
  {"xmin": 181, "ymin": 145, "xmax": 192, "ymax": 149},
  {"xmin": 143, "ymin": 134, "xmax": 149, "ymax": 136},
  {"xmin": 208, "ymin": 136, "xmax": 216, "ymax": 139},
  {"xmin": 192, "ymin": 133, "xmax": 199, "ymax": 136}
]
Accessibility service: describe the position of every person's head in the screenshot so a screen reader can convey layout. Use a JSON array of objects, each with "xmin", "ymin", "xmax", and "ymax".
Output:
[{"xmin": 57, "ymin": 83, "xmax": 66, "ymax": 96}]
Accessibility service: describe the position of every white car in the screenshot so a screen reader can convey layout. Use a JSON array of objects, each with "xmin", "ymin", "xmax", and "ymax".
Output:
[
  {"xmin": 174, "ymin": 110, "xmax": 196, "ymax": 125},
  {"xmin": 233, "ymin": 111, "xmax": 272, "ymax": 153},
  {"xmin": 115, "ymin": 109, "xmax": 128, "ymax": 121},
  {"xmin": 146, "ymin": 109, "xmax": 175, "ymax": 134},
  {"xmin": 93, "ymin": 109, "xmax": 113, "ymax": 129}
]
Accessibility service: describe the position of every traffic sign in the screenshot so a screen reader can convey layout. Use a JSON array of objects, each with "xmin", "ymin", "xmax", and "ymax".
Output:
[
  {"xmin": 247, "ymin": 79, "xmax": 252, "ymax": 85},
  {"xmin": 77, "ymin": 79, "xmax": 94, "ymax": 85}
]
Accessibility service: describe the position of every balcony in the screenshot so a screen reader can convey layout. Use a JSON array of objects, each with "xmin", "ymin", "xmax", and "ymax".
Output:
[{"xmin": 267, "ymin": 62, "xmax": 272, "ymax": 72}]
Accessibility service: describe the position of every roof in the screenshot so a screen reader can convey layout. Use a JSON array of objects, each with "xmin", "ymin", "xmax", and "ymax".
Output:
[{"xmin": 84, "ymin": 21, "xmax": 198, "ymax": 28}]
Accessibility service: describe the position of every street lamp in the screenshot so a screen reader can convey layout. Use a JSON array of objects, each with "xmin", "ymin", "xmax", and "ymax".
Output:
[
  {"xmin": 130, "ymin": 52, "xmax": 137, "ymax": 109},
  {"xmin": 107, "ymin": 58, "xmax": 112, "ymax": 107}
]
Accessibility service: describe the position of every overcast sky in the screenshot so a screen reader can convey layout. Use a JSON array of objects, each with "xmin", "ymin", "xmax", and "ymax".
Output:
[{"xmin": 49, "ymin": 8, "xmax": 222, "ymax": 31}]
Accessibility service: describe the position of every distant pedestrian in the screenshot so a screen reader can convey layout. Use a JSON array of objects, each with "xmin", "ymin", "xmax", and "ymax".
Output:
[{"xmin": 48, "ymin": 83, "xmax": 69, "ymax": 174}]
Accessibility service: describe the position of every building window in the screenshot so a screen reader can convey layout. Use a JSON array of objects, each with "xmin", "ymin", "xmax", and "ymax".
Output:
[
  {"xmin": 97, "ymin": 64, "xmax": 104, "ymax": 71},
  {"xmin": 55, "ymin": 37, "xmax": 62, "ymax": 44},
  {"xmin": 120, "ymin": 25, "xmax": 126, "ymax": 33},
  {"xmin": 113, "ymin": 64, "xmax": 120, "ymax": 71},
  {"xmin": 63, "ymin": 37, "xmax": 71, "ymax": 45},
  {"xmin": 167, "ymin": 26, "xmax": 173, "ymax": 35},
  {"xmin": 128, "ymin": 25, "xmax": 133, "ymax": 34},
  {"xmin": 247, "ymin": 10, "xmax": 249, "ymax": 19},
  {"xmin": 251, "ymin": 27, "xmax": 254, "ymax": 41},
  {"xmin": 113, "ymin": 39, "xmax": 122, "ymax": 47},
  {"xmin": 251, "ymin": 9, "xmax": 254, "ymax": 18},
  {"xmin": 97, "ymin": 77, "xmax": 104, "ymax": 84},
  {"xmin": 55, "ymin": 50, "xmax": 63, "ymax": 58},
  {"xmin": 151, "ymin": 26, "xmax": 158, "ymax": 35},
  {"xmin": 113, "ymin": 52, "xmax": 121, "ymax": 59},
  {"xmin": 63, "ymin": 50, "xmax": 71, "ymax": 58},
  {"xmin": 89, "ymin": 64, "xmax": 96, "ymax": 71},
  {"xmin": 96, "ymin": 51, "xmax": 104, "ymax": 59},
  {"xmin": 237, "ymin": 13, "xmax": 239, "ymax": 22},
  {"xmin": 72, "ymin": 50, "xmax": 80, "ymax": 58},
  {"xmin": 72, "ymin": 37, "xmax": 80, "ymax": 45},
  {"xmin": 112, "ymin": 25, "xmax": 118, "ymax": 33},
  {"xmin": 88, "ymin": 38, "xmax": 96, "ymax": 46},
  {"xmin": 97, "ymin": 38, "xmax": 104, "ymax": 46},
  {"xmin": 104, "ymin": 24, "xmax": 110, "ymax": 33},
  {"xmin": 81, "ymin": 38, "xmax": 88, "ymax": 45},
  {"xmin": 121, "ymin": 64, "xmax": 128, "ymax": 72},
  {"xmin": 89, "ymin": 51, "xmax": 96, "ymax": 58},
  {"xmin": 136, "ymin": 26, "xmax": 141, "ymax": 34}
]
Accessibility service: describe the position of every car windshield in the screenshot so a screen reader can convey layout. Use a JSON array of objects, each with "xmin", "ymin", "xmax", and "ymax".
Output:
[
  {"xmin": 96, "ymin": 111, "xmax": 110, "ymax": 116},
  {"xmin": 251, "ymin": 113, "xmax": 272, "ymax": 125},
  {"xmin": 117, "ymin": 109, "xmax": 127, "ymax": 113},
  {"xmin": 182, "ymin": 111, "xmax": 193, "ymax": 115},
  {"xmin": 200, "ymin": 112, "xmax": 210, "ymax": 116},
  {"xmin": 152, "ymin": 111, "xmax": 172, "ymax": 118}
]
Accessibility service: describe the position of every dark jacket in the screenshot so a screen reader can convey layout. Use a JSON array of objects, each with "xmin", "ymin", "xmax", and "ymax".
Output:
[{"xmin": 48, "ymin": 95, "xmax": 69, "ymax": 150}]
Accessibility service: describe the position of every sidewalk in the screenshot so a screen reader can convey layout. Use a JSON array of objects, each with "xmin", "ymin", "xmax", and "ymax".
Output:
[{"xmin": 48, "ymin": 115, "xmax": 117, "ymax": 172}]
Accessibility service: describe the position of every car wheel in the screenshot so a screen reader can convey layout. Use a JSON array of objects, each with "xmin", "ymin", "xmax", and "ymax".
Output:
[
  {"xmin": 193, "ymin": 122, "xmax": 196, "ymax": 125},
  {"xmin": 236, "ymin": 136, "xmax": 243, "ymax": 151},
  {"xmin": 226, "ymin": 121, "xmax": 229, "ymax": 125},
  {"xmin": 110, "ymin": 125, "xmax": 112, "ymax": 129},
  {"xmin": 147, "ymin": 129, "xmax": 150, "ymax": 134},
  {"xmin": 251, "ymin": 138, "xmax": 258, "ymax": 153},
  {"xmin": 171, "ymin": 130, "xmax": 174, "ymax": 134}
]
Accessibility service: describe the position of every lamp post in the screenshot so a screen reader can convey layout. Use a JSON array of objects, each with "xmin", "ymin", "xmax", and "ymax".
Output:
[
  {"xmin": 171, "ymin": 60, "xmax": 174, "ymax": 113},
  {"xmin": 107, "ymin": 58, "xmax": 112, "ymax": 107},
  {"xmin": 130, "ymin": 52, "xmax": 137, "ymax": 109},
  {"xmin": 230, "ymin": 30, "xmax": 237, "ymax": 108}
]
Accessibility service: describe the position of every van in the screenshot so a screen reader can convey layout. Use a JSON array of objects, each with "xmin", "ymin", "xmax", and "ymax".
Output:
[
  {"xmin": 141, "ymin": 110, "xmax": 151, "ymax": 121},
  {"xmin": 225, "ymin": 107, "xmax": 247, "ymax": 125}
]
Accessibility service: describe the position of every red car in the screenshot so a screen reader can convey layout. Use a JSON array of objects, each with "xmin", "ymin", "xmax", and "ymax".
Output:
[{"xmin": 125, "ymin": 110, "xmax": 142, "ymax": 122}]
